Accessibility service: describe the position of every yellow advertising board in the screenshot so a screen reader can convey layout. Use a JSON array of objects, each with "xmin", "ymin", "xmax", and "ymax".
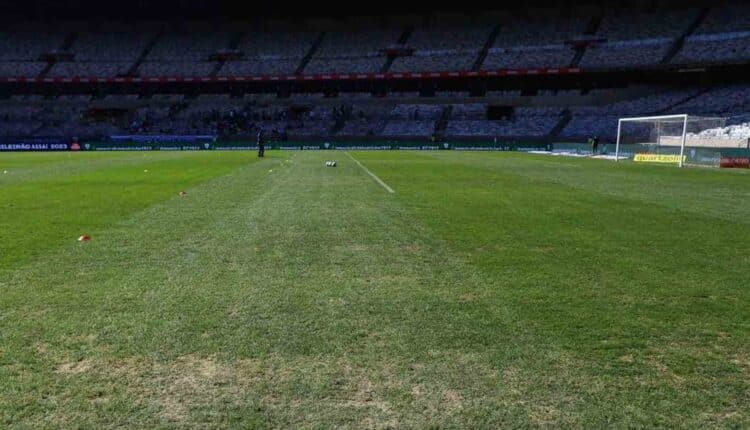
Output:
[{"xmin": 633, "ymin": 153, "xmax": 686, "ymax": 163}]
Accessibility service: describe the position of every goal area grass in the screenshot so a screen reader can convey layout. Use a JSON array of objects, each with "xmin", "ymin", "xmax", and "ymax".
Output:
[{"xmin": 1, "ymin": 150, "xmax": 748, "ymax": 428}]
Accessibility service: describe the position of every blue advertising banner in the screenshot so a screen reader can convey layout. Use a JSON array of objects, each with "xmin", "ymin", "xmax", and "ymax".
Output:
[{"xmin": 110, "ymin": 135, "xmax": 216, "ymax": 144}]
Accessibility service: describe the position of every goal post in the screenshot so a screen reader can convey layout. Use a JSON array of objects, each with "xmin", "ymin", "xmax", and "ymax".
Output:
[
  {"xmin": 615, "ymin": 114, "xmax": 746, "ymax": 167},
  {"xmin": 616, "ymin": 115, "xmax": 690, "ymax": 167}
]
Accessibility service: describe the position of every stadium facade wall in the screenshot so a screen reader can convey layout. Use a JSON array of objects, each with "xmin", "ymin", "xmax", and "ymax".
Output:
[
  {"xmin": 50, "ymin": 139, "xmax": 552, "ymax": 152},
  {"xmin": 8, "ymin": 138, "xmax": 746, "ymax": 169}
]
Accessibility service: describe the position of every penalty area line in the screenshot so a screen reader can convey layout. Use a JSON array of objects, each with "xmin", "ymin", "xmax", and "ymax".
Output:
[{"xmin": 346, "ymin": 152, "xmax": 395, "ymax": 194}]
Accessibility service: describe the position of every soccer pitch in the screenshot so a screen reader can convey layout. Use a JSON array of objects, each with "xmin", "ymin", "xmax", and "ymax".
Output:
[{"xmin": 1, "ymin": 150, "xmax": 748, "ymax": 428}]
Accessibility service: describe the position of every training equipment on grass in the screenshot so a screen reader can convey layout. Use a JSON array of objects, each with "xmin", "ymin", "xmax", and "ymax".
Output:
[
  {"xmin": 78, "ymin": 234, "xmax": 91, "ymax": 242},
  {"xmin": 615, "ymin": 115, "xmax": 746, "ymax": 168},
  {"xmin": 179, "ymin": 191, "xmax": 187, "ymax": 197},
  {"xmin": 325, "ymin": 161, "xmax": 337, "ymax": 167}
]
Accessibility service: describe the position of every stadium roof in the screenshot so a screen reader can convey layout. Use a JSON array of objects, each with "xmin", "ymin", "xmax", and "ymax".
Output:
[{"xmin": 0, "ymin": 0, "xmax": 715, "ymax": 19}]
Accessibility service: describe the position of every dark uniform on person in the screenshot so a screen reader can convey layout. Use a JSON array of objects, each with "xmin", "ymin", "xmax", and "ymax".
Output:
[
  {"xmin": 257, "ymin": 128, "xmax": 265, "ymax": 157},
  {"xmin": 591, "ymin": 135, "xmax": 600, "ymax": 155}
]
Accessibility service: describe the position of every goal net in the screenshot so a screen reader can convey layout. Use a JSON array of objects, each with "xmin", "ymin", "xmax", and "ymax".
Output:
[{"xmin": 615, "ymin": 115, "xmax": 749, "ymax": 167}]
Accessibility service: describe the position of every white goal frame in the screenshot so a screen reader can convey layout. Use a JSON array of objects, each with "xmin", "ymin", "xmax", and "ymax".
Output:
[{"xmin": 615, "ymin": 114, "xmax": 689, "ymax": 167}]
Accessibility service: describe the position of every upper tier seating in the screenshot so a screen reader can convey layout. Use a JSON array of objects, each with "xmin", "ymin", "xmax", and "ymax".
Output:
[
  {"xmin": 0, "ymin": 22, "xmax": 68, "ymax": 61},
  {"xmin": 595, "ymin": 9, "xmax": 697, "ymax": 41},
  {"xmin": 579, "ymin": 39, "xmax": 672, "ymax": 68},
  {"xmin": 0, "ymin": 7, "xmax": 748, "ymax": 79},
  {"xmin": 675, "ymin": 33, "xmax": 750, "ymax": 64},
  {"xmin": 389, "ymin": 23, "xmax": 491, "ymax": 72},
  {"xmin": 483, "ymin": 46, "xmax": 575, "ymax": 69}
]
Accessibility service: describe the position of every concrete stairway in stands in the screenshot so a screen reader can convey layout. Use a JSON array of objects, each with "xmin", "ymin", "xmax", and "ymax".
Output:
[
  {"xmin": 472, "ymin": 24, "xmax": 501, "ymax": 71},
  {"xmin": 550, "ymin": 109, "xmax": 572, "ymax": 139},
  {"xmin": 127, "ymin": 29, "xmax": 164, "ymax": 77},
  {"xmin": 211, "ymin": 31, "xmax": 246, "ymax": 77},
  {"xmin": 295, "ymin": 32, "xmax": 326, "ymax": 75},
  {"xmin": 39, "ymin": 31, "xmax": 79, "ymax": 78},
  {"xmin": 656, "ymin": 87, "xmax": 712, "ymax": 114},
  {"xmin": 434, "ymin": 105, "xmax": 454, "ymax": 137},
  {"xmin": 570, "ymin": 15, "xmax": 602, "ymax": 67},
  {"xmin": 661, "ymin": 7, "xmax": 710, "ymax": 64},
  {"xmin": 381, "ymin": 26, "xmax": 413, "ymax": 73}
]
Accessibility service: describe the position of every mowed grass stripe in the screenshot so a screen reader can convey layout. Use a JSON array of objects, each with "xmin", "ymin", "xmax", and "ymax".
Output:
[
  {"xmin": 419, "ymin": 150, "xmax": 750, "ymax": 224},
  {"xmin": 1, "ymin": 152, "xmax": 286, "ymax": 427},
  {"xmin": 354, "ymin": 151, "xmax": 749, "ymax": 339},
  {"xmin": 0, "ymin": 151, "xmax": 203, "ymax": 184},
  {"xmin": 351, "ymin": 150, "xmax": 750, "ymax": 427},
  {"xmin": 1, "ymin": 151, "xmax": 572, "ymax": 428},
  {"xmin": 0, "ymin": 152, "xmax": 263, "ymax": 272}
]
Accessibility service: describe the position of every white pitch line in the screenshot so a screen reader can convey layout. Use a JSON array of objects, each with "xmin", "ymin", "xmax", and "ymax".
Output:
[{"xmin": 346, "ymin": 152, "xmax": 395, "ymax": 194}]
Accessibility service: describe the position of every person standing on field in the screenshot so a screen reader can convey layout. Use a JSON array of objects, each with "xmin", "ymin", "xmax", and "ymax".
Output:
[
  {"xmin": 591, "ymin": 135, "xmax": 599, "ymax": 155},
  {"xmin": 257, "ymin": 127, "xmax": 265, "ymax": 157}
]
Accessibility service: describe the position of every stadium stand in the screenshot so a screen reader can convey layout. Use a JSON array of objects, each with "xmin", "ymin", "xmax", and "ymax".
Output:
[
  {"xmin": 481, "ymin": 11, "xmax": 584, "ymax": 69},
  {"xmin": 596, "ymin": 9, "xmax": 697, "ymax": 41},
  {"xmin": 446, "ymin": 107, "xmax": 562, "ymax": 138},
  {"xmin": 666, "ymin": 85, "xmax": 750, "ymax": 114},
  {"xmin": 579, "ymin": 39, "xmax": 673, "ymax": 68},
  {"xmin": 0, "ymin": 62, "xmax": 46, "ymax": 77},
  {"xmin": 0, "ymin": 84, "xmax": 748, "ymax": 141},
  {"xmin": 2, "ymin": 4, "xmax": 750, "ymax": 80},
  {"xmin": 0, "ymin": 22, "xmax": 68, "ymax": 61},
  {"xmin": 305, "ymin": 29, "xmax": 398, "ymax": 73},
  {"xmin": 674, "ymin": 3, "xmax": 750, "ymax": 63},
  {"xmin": 0, "ymin": 4, "xmax": 750, "ymax": 143},
  {"xmin": 47, "ymin": 22, "xmax": 159, "ymax": 77},
  {"xmin": 381, "ymin": 120, "xmax": 435, "ymax": 136},
  {"xmin": 483, "ymin": 46, "xmax": 576, "ymax": 69},
  {"xmin": 216, "ymin": 30, "xmax": 318, "ymax": 76},
  {"xmin": 561, "ymin": 90, "xmax": 704, "ymax": 140},
  {"xmin": 675, "ymin": 33, "xmax": 750, "ymax": 64},
  {"xmin": 389, "ymin": 20, "xmax": 492, "ymax": 72}
]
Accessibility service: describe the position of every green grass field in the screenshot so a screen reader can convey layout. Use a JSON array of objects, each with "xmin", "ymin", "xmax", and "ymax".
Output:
[{"xmin": 1, "ymin": 150, "xmax": 748, "ymax": 428}]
